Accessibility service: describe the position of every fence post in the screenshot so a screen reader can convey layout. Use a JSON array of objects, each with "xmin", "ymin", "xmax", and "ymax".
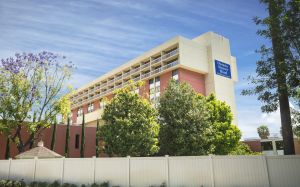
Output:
[
  {"xmin": 33, "ymin": 157, "xmax": 37, "ymax": 182},
  {"xmin": 209, "ymin": 155, "xmax": 215, "ymax": 187},
  {"xmin": 93, "ymin": 156, "xmax": 96, "ymax": 184},
  {"xmin": 60, "ymin": 157, "xmax": 65, "ymax": 185},
  {"xmin": 165, "ymin": 155, "xmax": 169, "ymax": 187},
  {"xmin": 8, "ymin": 158, "xmax": 12, "ymax": 180},
  {"xmin": 127, "ymin": 156, "xmax": 130, "ymax": 187},
  {"xmin": 261, "ymin": 155, "xmax": 270, "ymax": 187}
]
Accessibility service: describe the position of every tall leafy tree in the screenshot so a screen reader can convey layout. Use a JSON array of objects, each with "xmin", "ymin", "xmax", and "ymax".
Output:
[
  {"xmin": 205, "ymin": 95, "xmax": 241, "ymax": 155},
  {"xmin": 242, "ymin": 0, "xmax": 300, "ymax": 154},
  {"xmin": 80, "ymin": 113, "xmax": 85, "ymax": 158},
  {"xmin": 257, "ymin": 125, "xmax": 270, "ymax": 139},
  {"xmin": 99, "ymin": 82, "xmax": 159, "ymax": 157},
  {"xmin": 158, "ymin": 80, "xmax": 210, "ymax": 156},
  {"xmin": 95, "ymin": 118, "xmax": 100, "ymax": 157},
  {"xmin": 158, "ymin": 80, "xmax": 241, "ymax": 156},
  {"xmin": 0, "ymin": 52, "xmax": 73, "ymax": 153},
  {"xmin": 64, "ymin": 117, "xmax": 70, "ymax": 158}
]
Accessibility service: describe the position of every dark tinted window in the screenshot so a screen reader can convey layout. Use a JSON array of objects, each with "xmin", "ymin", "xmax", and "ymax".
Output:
[
  {"xmin": 275, "ymin": 140, "xmax": 284, "ymax": 150},
  {"xmin": 261, "ymin": 141, "xmax": 273, "ymax": 151},
  {"xmin": 75, "ymin": 134, "xmax": 80, "ymax": 149}
]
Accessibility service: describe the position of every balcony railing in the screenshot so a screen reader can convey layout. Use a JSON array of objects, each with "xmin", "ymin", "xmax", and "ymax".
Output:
[
  {"xmin": 107, "ymin": 79, "xmax": 114, "ymax": 85},
  {"xmin": 133, "ymin": 76, "xmax": 140, "ymax": 82},
  {"xmin": 123, "ymin": 71, "xmax": 131, "ymax": 77},
  {"xmin": 131, "ymin": 67, "xmax": 140, "ymax": 74},
  {"xmin": 101, "ymin": 83, "xmax": 107, "ymax": 87},
  {"xmin": 141, "ymin": 72, "xmax": 150, "ymax": 79},
  {"xmin": 141, "ymin": 63, "xmax": 150, "ymax": 69},
  {"xmin": 151, "ymin": 57, "xmax": 161, "ymax": 64},
  {"xmin": 116, "ymin": 76, "xmax": 122, "ymax": 81},
  {"xmin": 115, "ymin": 84, "xmax": 123, "ymax": 89},
  {"xmin": 162, "ymin": 49, "xmax": 179, "ymax": 60},
  {"xmin": 152, "ymin": 67, "xmax": 161, "ymax": 75}
]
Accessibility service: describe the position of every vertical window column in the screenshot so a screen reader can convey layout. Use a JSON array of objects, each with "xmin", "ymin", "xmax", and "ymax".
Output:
[
  {"xmin": 87, "ymin": 103, "xmax": 94, "ymax": 113},
  {"xmin": 149, "ymin": 76, "xmax": 160, "ymax": 107},
  {"xmin": 172, "ymin": 69, "xmax": 179, "ymax": 82},
  {"xmin": 77, "ymin": 107, "xmax": 83, "ymax": 117}
]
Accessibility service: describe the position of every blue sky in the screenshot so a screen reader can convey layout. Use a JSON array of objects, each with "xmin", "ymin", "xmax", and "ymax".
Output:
[{"xmin": 0, "ymin": 0, "xmax": 281, "ymax": 138}]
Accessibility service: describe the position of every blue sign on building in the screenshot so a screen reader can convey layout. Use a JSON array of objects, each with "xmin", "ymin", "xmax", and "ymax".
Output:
[{"xmin": 215, "ymin": 60, "xmax": 231, "ymax": 79}]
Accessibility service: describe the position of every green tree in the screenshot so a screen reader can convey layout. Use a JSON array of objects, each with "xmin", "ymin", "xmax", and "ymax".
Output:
[
  {"xmin": 80, "ymin": 113, "xmax": 85, "ymax": 158},
  {"xmin": 95, "ymin": 119, "xmax": 100, "ymax": 157},
  {"xmin": 205, "ymin": 95, "xmax": 241, "ymax": 155},
  {"xmin": 242, "ymin": 0, "xmax": 300, "ymax": 154},
  {"xmin": 158, "ymin": 80, "xmax": 211, "ymax": 156},
  {"xmin": 65, "ymin": 117, "xmax": 70, "ymax": 157},
  {"xmin": 0, "ymin": 52, "xmax": 73, "ymax": 153},
  {"xmin": 99, "ymin": 82, "xmax": 159, "ymax": 157},
  {"xmin": 257, "ymin": 125, "xmax": 270, "ymax": 139},
  {"xmin": 158, "ymin": 81, "xmax": 241, "ymax": 156},
  {"xmin": 50, "ymin": 118, "xmax": 57, "ymax": 151},
  {"xmin": 230, "ymin": 142, "xmax": 260, "ymax": 155}
]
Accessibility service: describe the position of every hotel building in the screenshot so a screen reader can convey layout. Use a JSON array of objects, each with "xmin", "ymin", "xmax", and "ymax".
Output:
[{"xmin": 70, "ymin": 32, "xmax": 238, "ymax": 126}]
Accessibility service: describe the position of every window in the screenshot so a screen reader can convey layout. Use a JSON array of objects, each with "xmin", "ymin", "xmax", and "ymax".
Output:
[
  {"xmin": 275, "ymin": 140, "xmax": 284, "ymax": 150},
  {"xmin": 77, "ymin": 108, "xmax": 83, "ymax": 117},
  {"xmin": 261, "ymin": 141, "xmax": 273, "ymax": 151},
  {"xmin": 149, "ymin": 76, "xmax": 160, "ymax": 107},
  {"xmin": 100, "ymin": 99, "xmax": 105, "ymax": 109},
  {"xmin": 88, "ymin": 103, "xmax": 94, "ymax": 113},
  {"xmin": 75, "ymin": 134, "xmax": 80, "ymax": 149},
  {"xmin": 172, "ymin": 69, "xmax": 179, "ymax": 81}
]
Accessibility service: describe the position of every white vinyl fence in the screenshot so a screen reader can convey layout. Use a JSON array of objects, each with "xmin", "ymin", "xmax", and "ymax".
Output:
[{"xmin": 0, "ymin": 155, "xmax": 300, "ymax": 187}]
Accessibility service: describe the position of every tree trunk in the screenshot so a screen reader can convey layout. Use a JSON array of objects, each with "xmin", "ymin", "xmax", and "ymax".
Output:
[
  {"xmin": 51, "ymin": 121, "xmax": 57, "ymax": 151},
  {"xmin": 80, "ymin": 113, "xmax": 86, "ymax": 158},
  {"xmin": 96, "ymin": 119, "xmax": 100, "ymax": 157},
  {"xmin": 5, "ymin": 137, "xmax": 10, "ymax": 159},
  {"xmin": 65, "ymin": 118, "xmax": 70, "ymax": 157},
  {"xmin": 268, "ymin": 0, "xmax": 295, "ymax": 154}
]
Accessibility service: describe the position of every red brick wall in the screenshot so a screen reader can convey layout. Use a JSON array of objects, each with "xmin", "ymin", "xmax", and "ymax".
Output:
[
  {"xmin": 94, "ymin": 100, "xmax": 100, "ymax": 110},
  {"xmin": 0, "ymin": 125, "xmax": 97, "ymax": 159},
  {"xmin": 178, "ymin": 68, "xmax": 206, "ymax": 95},
  {"xmin": 243, "ymin": 140, "xmax": 262, "ymax": 152},
  {"xmin": 160, "ymin": 71, "xmax": 172, "ymax": 93},
  {"xmin": 140, "ymin": 79, "xmax": 150, "ymax": 100},
  {"xmin": 71, "ymin": 109, "xmax": 77, "ymax": 124},
  {"xmin": 82, "ymin": 104, "xmax": 88, "ymax": 114}
]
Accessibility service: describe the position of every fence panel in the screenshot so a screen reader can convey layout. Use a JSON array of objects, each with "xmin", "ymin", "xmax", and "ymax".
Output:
[
  {"xmin": 35, "ymin": 158, "xmax": 63, "ymax": 183},
  {"xmin": 9, "ymin": 159, "xmax": 35, "ymax": 182},
  {"xmin": 0, "ymin": 160, "xmax": 10, "ymax": 180},
  {"xmin": 95, "ymin": 157, "xmax": 128, "ymax": 187},
  {"xmin": 130, "ymin": 157, "xmax": 167, "ymax": 187},
  {"xmin": 169, "ymin": 156, "xmax": 212, "ymax": 187},
  {"xmin": 1, "ymin": 155, "xmax": 300, "ymax": 186},
  {"xmin": 267, "ymin": 156, "xmax": 300, "ymax": 187},
  {"xmin": 213, "ymin": 156, "xmax": 269, "ymax": 187},
  {"xmin": 63, "ymin": 158, "xmax": 94, "ymax": 185}
]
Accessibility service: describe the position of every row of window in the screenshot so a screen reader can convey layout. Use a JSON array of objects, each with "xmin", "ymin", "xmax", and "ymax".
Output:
[
  {"xmin": 77, "ymin": 99, "xmax": 105, "ymax": 117},
  {"xmin": 76, "ymin": 69, "xmax": 179, "ymax": 116}
]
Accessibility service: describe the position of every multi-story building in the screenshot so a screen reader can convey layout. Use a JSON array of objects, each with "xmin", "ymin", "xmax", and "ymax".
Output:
[{"xmin": 70, "ymin": 32, "xmax": 238, "ymax": 126}]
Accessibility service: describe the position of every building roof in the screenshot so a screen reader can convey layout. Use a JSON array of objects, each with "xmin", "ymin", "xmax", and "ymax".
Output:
[{"xmin": 15, "ymin": 141, "xmax": 63, "ymax": 159}]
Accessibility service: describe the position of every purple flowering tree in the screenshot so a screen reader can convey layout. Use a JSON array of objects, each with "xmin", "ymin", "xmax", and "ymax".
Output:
[{"xmin": 0, "ymin": 52, "xmax": 74, "ymax": 153}]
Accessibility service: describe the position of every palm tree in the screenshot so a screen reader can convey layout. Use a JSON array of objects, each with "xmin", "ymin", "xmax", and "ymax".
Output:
[{"xmin": 257, "ymin": 125, "xmax": 270, "ymax": 139}]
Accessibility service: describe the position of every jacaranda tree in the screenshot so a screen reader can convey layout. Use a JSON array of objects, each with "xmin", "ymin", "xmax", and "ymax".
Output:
[{"xmin": 0, "ymin": 52, "xmax": 74, "ymax": 153}]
